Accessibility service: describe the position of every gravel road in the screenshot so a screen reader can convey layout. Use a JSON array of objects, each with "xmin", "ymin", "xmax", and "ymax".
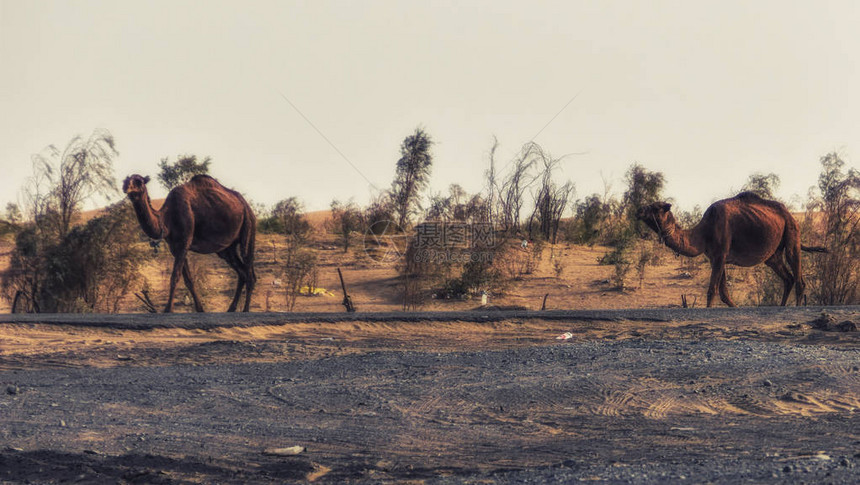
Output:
[{"xmin": 1, "ymin": 307, "xmax": 859, "ymax": 483}]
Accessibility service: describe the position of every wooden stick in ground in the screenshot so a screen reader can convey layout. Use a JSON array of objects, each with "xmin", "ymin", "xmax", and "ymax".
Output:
[
  {"xmin": 337, "ymin": 267, "xmax": 356, "ymax": 312},
  {"xmin": 135, "ymin": 289, "xmax": 158, "ymax": 314}
]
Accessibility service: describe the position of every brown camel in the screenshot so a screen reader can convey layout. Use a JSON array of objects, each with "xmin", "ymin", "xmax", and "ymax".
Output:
[
  {"xmin": 636, "ymin": 192, "xmax": 826, "ymax": 307},
  {"xmin": 123, "ymin": 174, "xmax": 257, "ymax": 313}
]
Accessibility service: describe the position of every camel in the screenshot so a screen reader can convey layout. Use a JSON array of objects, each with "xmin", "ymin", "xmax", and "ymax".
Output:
[
  {"xmin": 636, "ymin": 192, "xmax": 826, "ymax": 307},
  {"xmin": 123, "ymin": 174, "xmax": 257, "ymax": 312}
]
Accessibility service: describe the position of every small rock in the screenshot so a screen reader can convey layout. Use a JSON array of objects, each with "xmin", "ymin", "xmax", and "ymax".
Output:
[
  {"xmin": 60, "ymin": 420, "xmax": 66, "ymax": 427},
  {"xmin": 810, "ymin": 313, "xmax": 836, "ymax": 331},
  {"xmin": 263, "ymin": 446, "xmax": 305, "ymax": 456},
  {"xmin": 5, "ymin": 385, "xmax": 19, "ymax": 395},
  {"xmin": 763, "ymin": 379, "xmax": 773, "ymax": 387},
  {"xmin": 783, "ymin": 465, "xmax": 793, "ymax": 473}
]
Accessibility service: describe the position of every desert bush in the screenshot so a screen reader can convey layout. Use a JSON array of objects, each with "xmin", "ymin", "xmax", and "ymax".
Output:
[
  {"xmin": 259, "ymin": 197, "xmax": 312, "ymax": 240},
  {"xmin": 330, "ymin": 199, "xmax": 365, "ymax": 252},
  {"xmin": 3, "ymin": 201, "xmax": 150, "ymax": 313},
  {"xmin": 635, "ymin": 245, "xmax": 650, "ymax": 289},
  {"xmin": 524, "ymin": 238, "xmax": 545, "ymax": 275},
  {"xmin": 157, "ymin": 154, "xmax": 211, "ymax": 190},
  {"xmin": 744, "ymin": 265, "xmax": 785, "ymax": 306},
  {"xmin": 597, "ymin": 232, "xmax": 636, "ymax": 290},
  {"xmin": 678, "ymin": 254, "xmax": 706, "ymax": 278},
  {"xmin": 622, "ymin": 163, "xmax": 666, "ymax": 231},
  {"xmin": 401, "ymin": 271, "xmax": 427, "ymax": 310},
  {"xmin": 282, "ymin": 249, "xmax": 318, "ymax": 311},
  {"xmin": 804, "ymin": 153, "xmax": 860, "ymax": 305},
  {"xmin": 551, "ymin": 247, "xmax": 566, "ymax": 278},
  {"xmin": 0, "ymin": 219, "xmax": 18, "ymax": 240},
  {"xmin": 742, "ymin": 172, "xmax": 781, "ymax": 200},
  {"xmin": 565, "ymin": 194, "xmax": 609, "ymax": 245},
  {"xmin": 400, "ymin": 226, "xmax": 514, "ymax": 305},
  {"xmin": 611, "ymin": 255, "xmax": 632, "ymax": 290},
  {"xmin": 457, "ymin": 244, "xmax": 512, "ymax": 296},
  {"xmin": 364, "ymin": 192, "xmax": 397, "ymax": 235}
]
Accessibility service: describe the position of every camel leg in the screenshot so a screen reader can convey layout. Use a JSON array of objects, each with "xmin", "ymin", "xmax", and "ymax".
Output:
[
  {"xmin": 717, "ymin": 270, "xmax": 736, "ymax": 307},
  {"xmin": 165, "ymin": 250, "xmax": 187, "ymax": 313},
  {"xmin": 218, "ymin": 246, "xmax": 246, "ymax": 313},
  {"xmin": 181, "ymin": 260, "xmax": 205, "ymax": 312},
  {"xmin": 241, "ymin": 252, "xmax": 256, "ymax": 313},
  {"xmin": 765, "ymin": 253, "xmax": 794, "ymax": 306},
  {"xmin": 240, "ymin": 215, "xmax": 256, "ymax": 313},
  {"xmin": 785, "ymin": 243, "xmax": 805, "ymax": 305},
  {"xmin": 244, "ymin": 264, "xmax": 257, "ymax": 312},
  {"xmin": 706, "ymin": 258, "xmax": 725, "ymax": 307}
]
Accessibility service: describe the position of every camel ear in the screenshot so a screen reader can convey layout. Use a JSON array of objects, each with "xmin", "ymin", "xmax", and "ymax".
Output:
[{"xmin": 143, "ymin": 176, "xmax": 151, "ymax": 184}]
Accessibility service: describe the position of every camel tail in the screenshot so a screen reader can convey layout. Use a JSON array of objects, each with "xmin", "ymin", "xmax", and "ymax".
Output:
[{"xmin": 801, "ymin": 245, "xmax": 828, "ymax": 253}]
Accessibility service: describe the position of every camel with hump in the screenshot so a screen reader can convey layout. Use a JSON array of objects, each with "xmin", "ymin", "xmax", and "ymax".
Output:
[
  {"xmin": 637, "ymin": 192, "xmax": 826, "ymax": 307},
  {"xmin": 123, "ymin": 174, "xmax": 257, "ymax": 312}
]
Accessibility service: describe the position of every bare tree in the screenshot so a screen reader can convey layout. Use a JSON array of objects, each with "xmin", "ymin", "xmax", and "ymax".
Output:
[
  {"xmin": 528, "ymin": 148, "xmax": 574, "ymax": 242},
  {"xmin": 485, "ymin": 136, "xmax": 500, "ymax": 224},
  {"xmin": 536, "ymin": 180, "xmax": 575, "ymax": 243},
  {"xmin": 498, "ymin": 142, "xmax": 540, "ymax": 233},
  {"xmin": 27, "ymin": 129, "xmax": 119, "ymax": 238}
]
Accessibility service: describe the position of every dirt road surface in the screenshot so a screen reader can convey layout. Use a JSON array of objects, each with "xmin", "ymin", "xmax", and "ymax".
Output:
[{"xmin": 1, "ymin": 308, "xmax": 859, "ymax": 483}]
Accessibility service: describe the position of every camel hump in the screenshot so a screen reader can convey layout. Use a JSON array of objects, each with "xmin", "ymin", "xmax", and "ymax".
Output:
[
  {"xmin": 734, "ymin": 191, "xmax": 791, "ymax": 214},
  {"xmin": 184, "ymin": 174, "xmax": 251, "ymax": 209},
  {"xmin": 189, "ymin": 174, "xmax": 218, "ymax": 184},
  {"xmin": 735, "ymin": 191, "xmax": 765, "ymax": 201},
  {"xmin": 185, "ymin": 174, "xmax": 231, "ymax": 191}
]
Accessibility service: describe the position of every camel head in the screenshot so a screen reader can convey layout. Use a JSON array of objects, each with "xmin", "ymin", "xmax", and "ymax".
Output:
[
  {"xmin": 122, "ymin": 174, "xmax": 151, "ymax": 198},
  {"xmin": 636, "ymin": 201, "xmax": 674, "ymax": 236}
]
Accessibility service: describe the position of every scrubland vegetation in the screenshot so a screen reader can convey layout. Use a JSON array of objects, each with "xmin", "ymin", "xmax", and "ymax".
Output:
[{"xmin": 1, "ymin": 127, "xmax": 858, "ymax": 313}]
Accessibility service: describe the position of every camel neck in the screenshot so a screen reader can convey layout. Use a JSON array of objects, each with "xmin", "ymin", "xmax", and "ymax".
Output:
[
  {"xmin": 661, "ymin": 223, "xmax": 705, "ymax": 258},
  {"xmin": 129, "ymin": 191, "xmax": 165, "ymax": 240}
]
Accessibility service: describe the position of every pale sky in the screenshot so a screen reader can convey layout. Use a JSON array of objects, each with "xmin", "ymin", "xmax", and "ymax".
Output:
[{"xmin": 1, "ymin": 0, "xmax": 858, "ymax": 214}]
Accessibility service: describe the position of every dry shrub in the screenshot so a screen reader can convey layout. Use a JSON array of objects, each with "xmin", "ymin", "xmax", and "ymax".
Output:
[
  {"xmin": 400, "ymin": 228, "xmax": 514, "ymax": 306},
  {"xmin": 282, "ymin": 249, "xmax": 317, "ymax": 311},
  {"xmin": 2, "ymin": 201, "xmax": 151, "ymax": 313},
  {"xmin": 804, "ymin": 153, "xmax": 860, "ymax": 305},
  {"xmin": 679, "ymin": 254, "xmax": 706, "ymax": 278},
  {"xmin": 552, "ymin": 253, "xmax": 565, "ymax": 278},
  {"xmin": 743, "ymin": 265, "xmax": 785, "ymax": 306}
]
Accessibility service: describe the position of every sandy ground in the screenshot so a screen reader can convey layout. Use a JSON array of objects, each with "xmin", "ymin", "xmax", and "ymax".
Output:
[
  {"xmin": 1, "ymin": 308, "xmax": 859, "ymax": 483},
  {"xmin": 0, "ymin": 227, "xmax": 740, "ymax": 315}
]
